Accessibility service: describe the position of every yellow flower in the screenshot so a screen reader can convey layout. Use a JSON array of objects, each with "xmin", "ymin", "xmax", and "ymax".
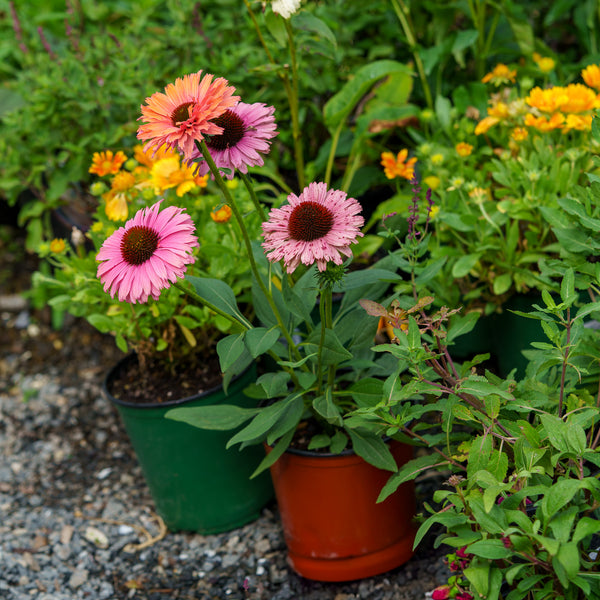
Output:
[
  {"xmin": 110, "ymin": 171, "xmax": 136, "ymax": 193},
  {"xmin": 49, "ymin": 238, "xmax": 66, "ymax": 253},
  {"xmin": 455, "ymin": 142, "xmax": 473, "ymax": 157},
  {"xmin": 511, "ymin": 127, "xmax": 529, "ymax": 142},
  {"xmin": 380, "ymin": 150, "xmax": 417, "ymax": 180},
  {"xmin": 582, "ymin": 64, "xmax": 600, "ymax": 91},
  {"xmin": 475, "ymin": 116, "xmax": 499, "ymax": 135},
  {"xmin": 196, "ymin": 174, "xmax": 209, "ymax": 189},
  {"xmin": 447, "ymin": 177, "xmax": 464, "ymax": 191},
  {"xmin": 211, "ymin": 204, "xmax": 232, "ymax": 223},
  {"xmin": 151, "ymin": 156, "xmax": 200, "ymax": 197},
  {"xmin": 526, "ymin": 86, "xmax": 567, "ymax": 113},
  {"xmin": 468, "ymin": 187, "xmax": 489, "ymax": 203},
  {"xmin": 524, "ymin": 112, "xmax": 565, "ymax": 132},
  {"xmin": 533, "ymin": 53, "xmax": 555, "ymax": 73},
  {"xmin": 423, "ymin": 175, "xmax": 440, "ymax": 190},
  {"xmin": 474, "ymin": 101, "xmax": 510, "ymax": 136},
  {"xmin": 564, "ymin": 113, "xmax": 593, "ymax": 132},
  {"xmin": 91, "ymin": 221, "xmax": 104, "ymax": 233},
  {"xmin": 89, "ymin": 150, "xmax": 127, "ymax": 176},
  {"xmin": 225, "ymin": 178, "xmax": 239, "ymax": 190},
  {"xmin": 430, "ymin": 153, "xmax": 444, "ymax": 166},
  {"xmin": 428, "ymin": 205, "xmax": 440, "ymax": 219},
  {"xmin": 560, "ymin": 83, "xmax": 598, "ymax": 113},
  {"xmin": 481, "ymin": 63, "xmax": 517, "ymax": 86},
  {"xmin": 133, "ymin": 143, "xmax": 177, "ymax": 168},
  {"xmin": 104, "ymin": 193, "xmax": 129, "ymax": 221}
]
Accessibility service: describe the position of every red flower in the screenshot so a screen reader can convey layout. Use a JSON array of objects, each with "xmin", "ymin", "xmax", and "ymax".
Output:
[
  {"xmin": 432, "ymin": 586, "xmax": 451, "ymax": 600},
  {"xmin": 456, "ymin": 546, "xmax": 473, "ymax": 559},
  {"xmin": 501, "ymin": 536, "xmax": 512, "ymax": 548},
  {"xmin": 456, "ymin": 593, "xmax": 474, "ymax": 600}
]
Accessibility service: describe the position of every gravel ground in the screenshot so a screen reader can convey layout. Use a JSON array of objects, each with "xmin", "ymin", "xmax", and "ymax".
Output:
[{"xmin": 1, "ymin": 299, "xmax": 450, "ymax": 600}]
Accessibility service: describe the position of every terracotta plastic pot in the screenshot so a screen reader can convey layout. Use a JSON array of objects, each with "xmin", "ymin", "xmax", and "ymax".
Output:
[
  {"xmin": 104, "ymin": 356, "xmax": 273, "ymax": 534},
  {"xmin": 268, "ymin": 440, "xmax": 416, "ymax": 581}
]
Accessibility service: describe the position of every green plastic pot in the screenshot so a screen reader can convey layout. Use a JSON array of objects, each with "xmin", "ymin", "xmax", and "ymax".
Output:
[{"xmin": 103, "ymin": 357, "xmax": 273, "ymax": 533}]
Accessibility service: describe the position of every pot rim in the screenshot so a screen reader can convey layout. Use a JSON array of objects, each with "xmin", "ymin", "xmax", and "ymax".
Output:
[{"xmin": 103, "ymin": 353, "xmax": 252, "ymax": 409}]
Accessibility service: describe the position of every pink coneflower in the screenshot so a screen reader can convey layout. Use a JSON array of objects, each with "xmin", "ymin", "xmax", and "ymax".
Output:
[
  {"xmin": 193, "ymin": 102, "xmax": 278, "ymax": 179},
  {"xmin": 262, "ymin": 182, "xmax": 364, "ymax": 273},
  {"xmin": 97, "ymin": 202, "xmax": 198, "ymax": 304},
  {"xmin": 137, "ymin": 71, "xmax": 240, "ymax": 163}
]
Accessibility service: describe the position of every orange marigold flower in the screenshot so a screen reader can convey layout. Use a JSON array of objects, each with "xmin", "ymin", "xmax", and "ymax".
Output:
[
  {"xmin": 89, "ymin": 150, "xmax": 127, "ymax": 176},
  {"xmin": 560, "ymin": 83, "xmax": 597, "ymax": 113},
  {"xmin": 137, "ymin": 70, "xmax": 240, "ymax": 163},
  {"xmin": 49, "ymin": 238, "xmax": 66, "ymax": 253},
  {"xmin": 211, "ymin": 204, "xmax": 232, "ymax": 223},
  {"xmin": 533, "ymin": 53, "xmax": 555, "ymax": 73},
  {"xmin": 526, "ymin": 87, "xmax": 566, "ymax": 113},
  {"xmin": 564, "ymin": 113, "xmax": 593, "ymax": 132},
  {"xmin": 380, "ymin": 150, "xmax": 417, "ymax": 180},
  {"xmin": 111, "ymin": 171, "xmax": 136, "ymax": 193},
  {"xmin": 455, "ymin": 142, "xmax": 473, "ymax": 157},
  {"xmin": 582, "ymin": 64, "xmax": 600, "ymax": 91},
  {"xmin": 475, "ymin": 116, "xmax": 499, "ymax": 135},
  {"xmin": 481, "ymin": 63, "xmax": 517, "ymax": 86},
  {"xmin": 524, "ymin": 112, "xmax": 565, "ymax": 132},
  {"xmin": 511, "ymin": 127, "xmax": 529, "ymax": 142}
]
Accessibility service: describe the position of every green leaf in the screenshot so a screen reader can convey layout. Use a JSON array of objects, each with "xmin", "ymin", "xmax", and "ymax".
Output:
[
  {"xmin": 554, "ymin": 542, "xmax": 580, "ymax": 582},
  {"xmin": 251, "ymin": 429, "xmax": 294, "ymax": 478},
  {"xmin": 447, "ymin": 311, "xmax": 479, "ymax": 342},
  {"xmin": 313, "ymin": 388, "xmax": 343, "ymax": 426},
  {"xmin": 349, "ymin": 378, "xmax": 384, "ymax": 408},
  {"xmin": 452, "ymin": 253, "xmax": 480, "ymax": 278},
  {"xmin": 323, "ymin": 60, "xmax": 412, "ymax": 130},
  {"xmin": 87, "ymin": 313, "xmax": 115, "ymax": 333},
  {"xmin": 164, "ymin": 404, "xmax": 259, "ymax": 431},
  {"xmin": 572, "ymin": 516, "xmax": 600, "ymax": 543},
  {"xmin": 493, "ymin": 273, "xmax": 512, "ymax": 296},
  {"xmin": 186, "ymin": 276, "xmax": 248, "ymax": 325},
  {"xmin": 560, "ymin": 268, "xmax": 575, "ymax": 305},
  {"xmin": 347, "ymin": 431, "xmax": 398, "ymax": 472},
  {"xmin": 255, "ymin": 371, "xmax": 291, "ymax": 399},
  {"xmin": 292, "ymin": 12, "xmax": 337, "ymax": 48},
  {"xmin": 226, "ymin": 393, "xmax": 302, "ymax": 448},
  {"xmin": 467, "ymin": 539, "xmax": 512, "ymax": 560},
  {"xmin": 378, "ymin": 453, "xmax": 447, "ymax": 502},
  {"xmin": 303, "ymin": 328, "xmax": 353, "ymax": 365},
  {"xmin": 540, "ymin": 413, "xmax": 570, "ymax": 453},
  {"xmin": 217, "ymin": 333, "xmax": 247, "ymax": 372},
  {"xmin": 244, "ymin": 327, "xmax": 280, "ymax": 358},
  {"xmin": 542, "ymin": 479, "xmax": 587, "ymax": 521}
]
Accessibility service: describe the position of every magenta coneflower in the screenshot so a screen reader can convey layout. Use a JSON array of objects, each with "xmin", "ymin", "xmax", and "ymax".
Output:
[
  {"xmin": 192, "ymin": 102, "xmax": 278, "ymax": 179},
  {"xmin": 97, "ymin": 202, "xmax": 198, "ymax": 304},
  {"xmin": 137, "ymin": 71, "xmax": 240, "ymax": 163},
  {"xmin": 262, "ymin": 182, "xmax": 364, "ymax": 273}
]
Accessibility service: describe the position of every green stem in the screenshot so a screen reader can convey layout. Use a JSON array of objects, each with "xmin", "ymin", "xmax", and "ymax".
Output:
[
  {"xmin": 173, "ymin": 280, "xmax": 251, "ymax": 330},
  {"xmin": 239, "ymin": 171, "xmax": 268, "ymax": 222},
  {"xmin": 196, "ymin": 139, "xmax": 304, "ymax": 362},
  {"xmin": 324, "ymin": 121, "xmax": 343, "ymax": 187},
  {"xmin": 390, "ymin": 0, "xmax": 433, "ymax": 109}
]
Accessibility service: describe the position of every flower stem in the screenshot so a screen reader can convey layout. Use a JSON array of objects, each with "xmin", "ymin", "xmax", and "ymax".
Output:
[
  {"xmin": 239, "ymin": 171, "xmax": 268, "ymax": 222},
  {"xmin": 195, "ymin": 139, "xmax": 304, "ymax": 363}
]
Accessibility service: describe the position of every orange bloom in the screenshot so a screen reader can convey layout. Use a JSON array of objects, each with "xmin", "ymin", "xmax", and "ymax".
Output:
[
  {"xmin": 110, "ymin": 171, "xmax": 136, "ymax": 193},
  {"xmin": 133, "ymin": 143, "xmax": 177, "ymax": 168},
  {"xmin": 511, "ymin": 127, "xmax": 529, "ymax": 142},
  {"xmin": 49, "ymin": 238, "xmax": 66, "ymax": 253},
  {"xmin": 564, "ymin": 113, "xmax": 593, "ymax": 132},
  {"xmin": 526, "ymin": 87, "xmax": 566, "ymax": 113},
  {"xmin": 582, "ymin": 64, "xmax": 600, "ymax": 91},
  {"xmin": 455, "ymin": 142, "xmax": 473, "ymax": 157},
  {"xmin": 560, "ymin": 83, "xmax": 597, "ymax": 113},
  {"xmin": 89, "ymin": 150, "xmax": 127, "ymax": 176},
  {"xmin": 474, "ymin": 116, "xmax": 499, "ymax": 135},
  {"xmin": 137, "ymin": 70, "xmax": 240, "ymax": 163},
  {"xmin": 524, "ymin": 112, "xmax": 565, "ymax": 132},
  {"xmin": 481, "ymin": 64, "xmax": 517, "ymax": 86},
  {"xmin": 211, "ymin": 204, "xmax": 232, "ymax": 223},
  {"xmin": 380, "ymin": 150, "xmax": 417, "ymax": 180}
]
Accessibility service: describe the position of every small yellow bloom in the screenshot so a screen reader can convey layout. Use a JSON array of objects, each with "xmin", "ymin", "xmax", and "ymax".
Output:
[
  {"xmin": 49, "ymin": 238, "xmax": 66, "ymax": 253},
  {"xmin": 532, "ymin": 53, "xmax": 555, "ymax": 73},
  {"xmin": 430, "ymin": 153, "xmax": 444, "ymax": 166},
  {"xmin": 104, "ymin": 193, "xmax": 129, "ymax": 221},
  {"xmin": 475, "ymin": 116, "xmax": 499, "ymax": 136},
  {"xmin": 423, "ymin": 175, "xmax": 440, "ymax": 191},
  {"xmin": 455, "ymin": 142, "xmax": 473, "ymax": 157},
  {"xmin": 91, "ymin": 221, "xmax": 104, "ymax": 233},
  {"xmin": 582, "ymin": 64, "xmax": 600, "ymax": 91},
  {"xmin": 447, "ymin": 177, "xmax": 464, "ymax": 191},
  {"xmin": 195, "ymin": 174, "xmax": 209, "ymax": 189},
  {"xmin": 481, "ymin": 63, "xmax": 517, "ymax": 86},
  {"xmin": 211, "ymin": 205, "xmax": 233, "ymax": 223},
  {"xmin": 468, "ymin": 187, "xmax": 489, "ymax": 203},
  {"xmin": 111, "ymin": 171, "xmax": 136, "ymax": 193},
  {"xmin": 225, "ymin": 178, "xmax": 239, "ymax": 190},
  {"xmin": 133, "ymin": 144, "xmax": 177, "ymax": 168},
  {"xmin": 511, "ymin": 127, "xmax": 529, "ymax": 142},
  {"xmin": 151, "ymin": 156, "xmax": 199, "ymax": 197},
  {"xmin": 380, "ymin": 150, "xmax": 417, "ymax": 180},
  {"xmin": 89, "ymin": 150, "xmax": 127, "ymax": 176},
  {"xmin": 427, "ymin": 205, "xmax": 440, "ymax": 219},
  {"xmin": 564, "ymin": 113, "xmax": 593, "ymax": 132}
]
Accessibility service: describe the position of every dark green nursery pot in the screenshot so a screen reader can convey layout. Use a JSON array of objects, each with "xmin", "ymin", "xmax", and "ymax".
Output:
[{"xmin": 103, "ymin": 358, "xmax": 273, "ymax": 534}]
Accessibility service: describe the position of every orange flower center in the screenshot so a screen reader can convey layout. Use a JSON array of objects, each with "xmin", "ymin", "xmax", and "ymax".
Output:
[
  {"xmin": 171, "ymin": 102, "xmax": 194, "ymax": 125},
  {"xmin": 206, "ymin": 110, "xmax": 245, "ymax": 150},
  {"xmin": 288, "ymin": 201, "xmax": 334, "ymax": 242},
  {"xmin": 121, "ymin": 226, "xmax": 159, "ymax": 265}
]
